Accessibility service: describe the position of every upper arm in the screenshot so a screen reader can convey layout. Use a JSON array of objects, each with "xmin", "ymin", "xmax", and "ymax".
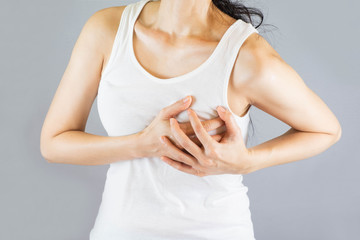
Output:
[
  {"xmin": 40, "ymin": 7, "xmax": 125, "ymax": 146},
  {"xmin": 241, "ymin": 34, "xmax": 342, "ymax": 137}
]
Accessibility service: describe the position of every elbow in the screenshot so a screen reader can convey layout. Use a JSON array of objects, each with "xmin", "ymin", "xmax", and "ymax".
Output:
[
  {"xmin": 335, "ymin": 126, "xmax": 342, "ymax": 142},
  {"xmin": 40, "ymin": 143, "xmax": 53, "ymax": 163},
  {"xmin": 40, "ymin": 137, "xmax": 55, "ymax": 163},
  {"xmin": 332, "ymin": 124, "xmax": 342, "ymax": 143}
]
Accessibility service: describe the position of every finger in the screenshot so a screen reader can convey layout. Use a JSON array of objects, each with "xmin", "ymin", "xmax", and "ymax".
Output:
[
  {"xmin": 160, "ymin": 156, "xmax": 206, "ymax": 177},
  {"xmin": 161, "ymin": 96, "xmax": 192, "ymax": 119},
  {"xmin": 167, "ymin": 135, "xmax": 186, "ymax": 150},
  {"xmin": 166, "ymin": 134, "xmax": 217, "ymax": 151},
  {"xmin": 216, "ymin": 106, "xmax": 242, "ymax": 138},
  {"xmin": 190, "ymin": 134, "xmax": 223, "ymax": 147},
  {"xmin": 187, "ymin": 108, "xmax": 216, "ymax": 149},
  {"xmin": 160, "ymin": 135, "xmax": 199, "ymax": 167},
  {"xmin": 177, "ymin": 132, "xmax": 223, "ymax": 150},
  {"xmin": 169, "ymin": 118, "xmax": 204, "ymax": 160},
  {"xmin": 180, "ymin": 116, "xmax": 225, "ymax": 136},
  {"xmin": 211, "ymin": 134, "xmax": 223, "ymax": 142}
]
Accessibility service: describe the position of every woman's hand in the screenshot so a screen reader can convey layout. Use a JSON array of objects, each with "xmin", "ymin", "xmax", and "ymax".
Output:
[
  {"xmin": 139, "ymin": 96, "xmax": 226, "ymax": 158},
  {"xmin": 159, "ymin": 106, "xmax": 254, "ymax": 176}
]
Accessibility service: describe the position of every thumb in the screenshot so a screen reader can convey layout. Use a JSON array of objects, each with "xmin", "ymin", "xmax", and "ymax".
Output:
[
  {"xmin": 161, "ymin": 96, "xmax": 192, "ymax": 119},
  {"xmin": 216, "ymin": 106, "xmax": 242, "ymax": 139}
]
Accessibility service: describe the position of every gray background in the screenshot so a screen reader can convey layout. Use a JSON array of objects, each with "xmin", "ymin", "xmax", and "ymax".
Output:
[{"xmin": 1, "ymin": 0, "xmax": 359, "ymax": 239}]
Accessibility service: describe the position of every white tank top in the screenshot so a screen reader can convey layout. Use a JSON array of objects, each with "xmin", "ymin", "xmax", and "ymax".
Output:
[{"xmin": 90, "ymin": 0, "xmax": 259, "ymax": 239}]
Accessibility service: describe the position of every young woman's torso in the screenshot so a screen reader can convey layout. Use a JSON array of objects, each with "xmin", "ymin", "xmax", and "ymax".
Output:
[{"xmin": 101, "ymin": 2, "xmax": 259, "ymax": 117}]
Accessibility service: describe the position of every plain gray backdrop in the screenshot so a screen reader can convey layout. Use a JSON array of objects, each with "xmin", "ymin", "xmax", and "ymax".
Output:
[{"xmin": 1, "ymin": 0, "xmax": 359, "ymax": 239}]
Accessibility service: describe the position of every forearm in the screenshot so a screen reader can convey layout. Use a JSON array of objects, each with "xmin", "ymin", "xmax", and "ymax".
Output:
[
  {"xmin": 41, "ymin": 130, "xmax": 144, "ymax": 165},
  {"xmin": 245, "ymin": 127, "xmax": 341, "ymax": 174}
]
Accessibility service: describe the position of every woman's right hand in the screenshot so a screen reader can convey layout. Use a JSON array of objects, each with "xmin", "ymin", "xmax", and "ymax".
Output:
[{"xmin": 138, "ymin": 96, "xmax": 226, "ymax": 158}]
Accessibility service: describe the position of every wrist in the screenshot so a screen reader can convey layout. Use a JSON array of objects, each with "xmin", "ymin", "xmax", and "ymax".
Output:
[
  {"xmin": 134, "ymin": 131, "xmax": 147, "ymax": 159},
  {"xmin": 243, "ymin": 148, "xmax": 258, "ymax": 174},
  {"xmin": 233, "ymin": 148, "xmax": 256, "ymax": 175},
  {"xmin": 115, "ymin": 132, "xmax": 147, "ymax": 160},
  {"xmin": 135, "ymin": 130, "xmax": 160, "ymax": 159},
  {"xmin": 237, "ymin": 148, "xmax": 255, "ymax": 175},
  {"xmin": 244, "ymin": 146, "xmax": 271, "ymax": 174}
]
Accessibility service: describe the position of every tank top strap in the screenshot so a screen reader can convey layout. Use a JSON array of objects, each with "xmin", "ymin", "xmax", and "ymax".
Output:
[
  {"xmin": 219, "ymin": 20, "xmax": 260, "ymax": 77},
  {"xmin": 126, "ymin": 0, "xmax": 151, "ymax": 30},
  {"xmin": 122, "ymin": 0, "xmax": 151, "ymax": 44},
  {"xmin": 125, "ymin": 0, "xmax": 259, "ymax": 75},
  {"xmin": 102, "ymin": 0, "xmax": 259, "ymax": 80},
  {"xmin": 100, "ymin": 2, "xmax": 135, "ymax": 77}
]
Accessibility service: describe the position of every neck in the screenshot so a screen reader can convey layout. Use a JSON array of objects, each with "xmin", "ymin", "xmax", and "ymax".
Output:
[{"xmin": 151, "ymin": 0, "xmax": 224, "ymax": 37}]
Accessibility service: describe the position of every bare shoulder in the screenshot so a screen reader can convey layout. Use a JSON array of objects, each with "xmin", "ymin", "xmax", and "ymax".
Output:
[
  {"xmin": 233, "ymin": 31, "xmax": 341, "ymax": 136},
  {"xmin": 232, "ymin": 31, "xmax": 292, "ymax": 104},
  {"xmin": 40, "ymin": 5, "xmax": 129, "ymax": 143},
  {"xmin": 92, "ymin": 6, "xmax": 127, "ymax": 33},
  {"xmin": 89, "ymin": 6, "xmax": 127, "ymax": 30},
  {"xmin": 83, "ymin": 6, "xmax": 127, "ymax": 56}
]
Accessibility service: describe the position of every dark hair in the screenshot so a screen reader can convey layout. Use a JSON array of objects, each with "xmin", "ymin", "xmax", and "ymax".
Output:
[
  {"xmin": 211, "ymin": 0, "xmax": 264, "ymax": 29},
  {"xmin": 211, "ymin": 0, "xmax": 270, "ymax": 144}
]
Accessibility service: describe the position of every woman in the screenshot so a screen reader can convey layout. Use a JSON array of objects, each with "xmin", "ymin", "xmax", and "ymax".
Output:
[{"xmin": 40, "ymin": 0, "xmax": 342, "ymax": 239}]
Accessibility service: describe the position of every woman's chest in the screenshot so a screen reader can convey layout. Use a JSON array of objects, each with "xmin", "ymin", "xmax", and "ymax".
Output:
[{"xmin": 97, "ymin": 70, "xmax": 226, "ymax": 137}]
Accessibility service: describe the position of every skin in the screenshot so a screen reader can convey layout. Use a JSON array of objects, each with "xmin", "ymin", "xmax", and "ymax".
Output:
[
  {"xmin": 40, "ymin": 0, "xmax": 342, "ymax": 175},
  {"xmin": 135, "ymin": 0, "xmax": 342, "ymax": 175},
  {"xmin": 40, "ymin": 3, "xmax": 226, "ymax": 165}
]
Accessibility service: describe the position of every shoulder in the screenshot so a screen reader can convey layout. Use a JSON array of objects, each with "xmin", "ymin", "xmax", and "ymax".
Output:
[
  {"xmin": 86, "ymin": 6, "xmax": 127, "ymax": 29},
  {"xmin": 77, "ymin": 6, "xmax": 128, "ymax": 56},
  {"xmin": 232, "ymin": 29, "xmax": 342, "ymax": 137},
  {"xmin": 89, "ymin": 6, "xmax": 127, "ymax": 28},
  {"xmin": 232, "ymin": 31, "xmax": 291, "ymax": 104}
]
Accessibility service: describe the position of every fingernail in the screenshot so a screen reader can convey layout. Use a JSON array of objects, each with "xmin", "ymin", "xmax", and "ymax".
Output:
[
  {"xmin": 218, "ymin": 106, "xmax": 226, "ymax": 112},
  {"xmin": 183, "ymin": 96, "xmax": 190, "ymax": 103}
]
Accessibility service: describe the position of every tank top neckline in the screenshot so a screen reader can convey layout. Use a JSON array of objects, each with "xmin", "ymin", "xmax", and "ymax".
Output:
[{"xmin": 128, "ymin": 0, "xmax": 243, "ymax": 84}]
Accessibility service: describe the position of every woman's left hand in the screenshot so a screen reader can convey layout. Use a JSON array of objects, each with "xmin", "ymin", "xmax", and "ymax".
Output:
[{"xmin": 159, "ymin": 106, "xmax": 254, "ymax": 176}]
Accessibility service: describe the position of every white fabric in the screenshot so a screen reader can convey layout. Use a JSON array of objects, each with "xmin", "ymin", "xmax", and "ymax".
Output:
[{"xmin": 90, "ymin": 0, "xmax": 259, "ymax": 239}]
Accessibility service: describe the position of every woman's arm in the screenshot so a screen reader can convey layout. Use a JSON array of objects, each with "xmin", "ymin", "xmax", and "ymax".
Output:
[
  {"xmin": 240, "ymin": 34, "xmax": 342, "ymax": 174},
  {"xmin": 155, "ymin": 33, "xmax": 341, "ymax": 176},
  {"xmin": 40, "ymin": 6, "xmax": 223, "ymax": 165},
  {"xmin": 40, "ymin": 7, "xmax": 142, "ymax": 165},
  {"xmin": 246, "ymin": 127, "xmax": 340, "ymax": 174},
  {"xmin": 43, "ymin": 131, "xmax": 143, "ymax": 165}
]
